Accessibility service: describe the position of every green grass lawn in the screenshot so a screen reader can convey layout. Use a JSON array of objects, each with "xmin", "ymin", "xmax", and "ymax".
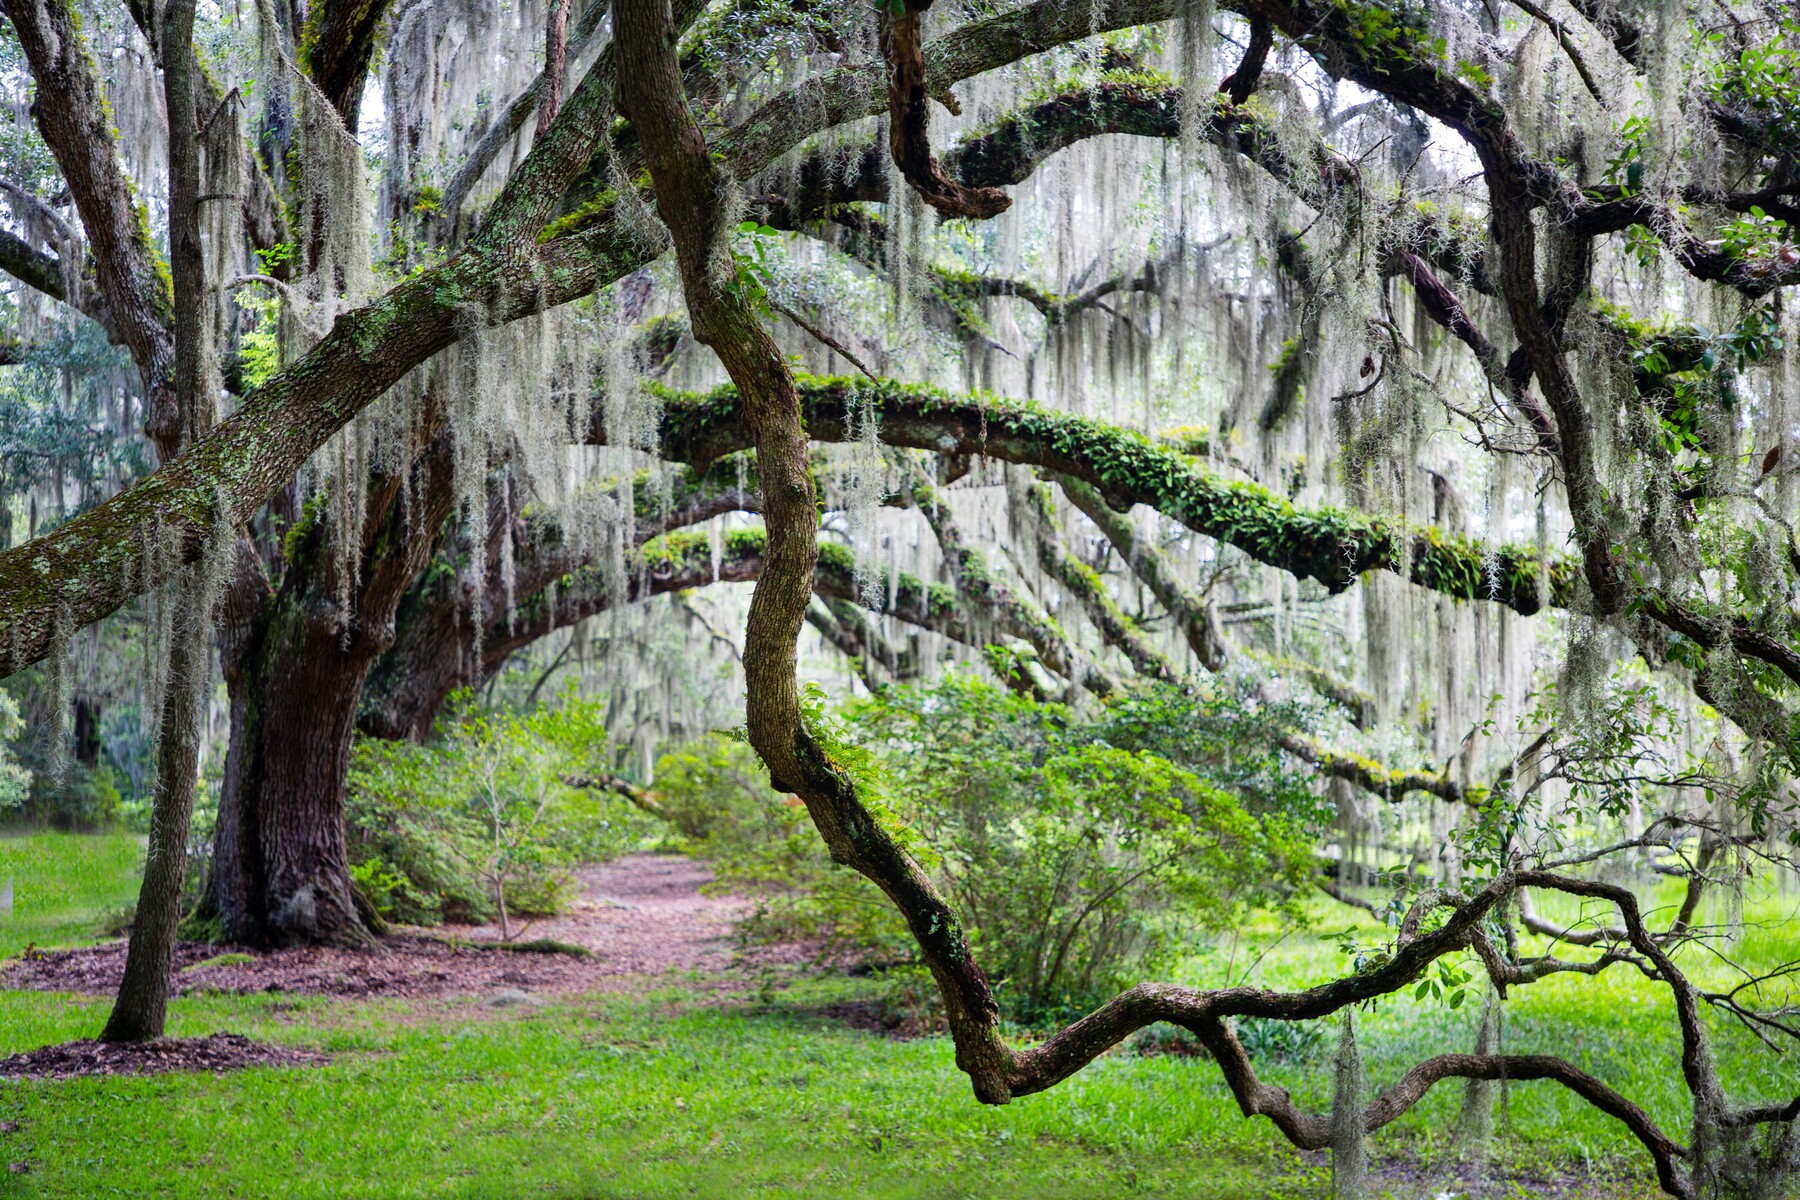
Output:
[
  {"xmin": 0, "ymin": 831, "xmax": 142, "ymax": 960},
  {"xmin": 0, "ymin": 833, "xmax": 1789, "ymax": 1199}
]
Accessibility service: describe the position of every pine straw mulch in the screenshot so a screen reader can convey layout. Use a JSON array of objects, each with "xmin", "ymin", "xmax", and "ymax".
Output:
[{"xmin": 0, "ymin": 1033, "xmax": 327, "ymax": 1082}]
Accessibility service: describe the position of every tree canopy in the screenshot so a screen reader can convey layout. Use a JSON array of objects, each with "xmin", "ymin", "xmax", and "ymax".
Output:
[{"xmin": 2, "ymin": 0, "xmax": 1799, "ymax": 1192}]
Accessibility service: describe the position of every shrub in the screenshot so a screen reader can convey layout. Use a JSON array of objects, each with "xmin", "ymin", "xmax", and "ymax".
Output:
[
  {"xmin": 850, "ymin": 675, "xmax": 1315, "ymax": 1021},
  {"xmin": 346, "ymin": 690, "xmax": 655, "ymax": 932},
  {"xmin": 659, "ymin": 675, "xmax": 1318, "ymax": 1021}
]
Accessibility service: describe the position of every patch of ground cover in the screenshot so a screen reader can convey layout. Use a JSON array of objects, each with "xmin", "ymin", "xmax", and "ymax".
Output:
[
  {"xmin": 0, "ymin": 832, "xmax": 142, "ymax": 960},
  {"xmin": 0, "ymin": 975, "xmax": 1662, "ymax": 1199},
  {"xmin": 0, "ymin": 984, "xmax": 1328, "ymax": 1199},
  {"xmin": 1, "ymin": 836, "xmax": 1783, "ymax": 1197},
  {"xmin": 0, "ymin": 1032, "xmax": 326, "ymax": 1081}
]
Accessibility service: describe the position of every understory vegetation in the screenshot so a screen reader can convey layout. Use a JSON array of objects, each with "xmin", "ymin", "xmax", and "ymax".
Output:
[
  {"xmin": 344, "ymin": 693, "xmax": 653, "ymax": 929},
  {"xmin": 657, "ymin": 674, "xmax": 1324, "ymax": 1021},
  {"xmin": 0, "ymin": 832, "xmax": 1788, "ymax": 1198}
]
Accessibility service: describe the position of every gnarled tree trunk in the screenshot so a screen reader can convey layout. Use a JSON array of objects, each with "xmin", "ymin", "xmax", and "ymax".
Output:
[
  {"xmin": 201, "ymin": 432, "xmax": 455, "ymax": 946},
  {"xmin": 203, "ymin": 593, "xmax": 384, "ymax": 947}
]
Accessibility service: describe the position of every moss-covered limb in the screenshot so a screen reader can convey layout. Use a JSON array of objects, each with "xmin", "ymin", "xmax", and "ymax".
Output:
[
  {"xmin": 709, "ymin": 0, "xmax": 1179, "ymax": 196},
  {"xmin": 1643, "ymin": 595, "xmax": 1800, "ymax": 692},
  {"xmin": 1051, "ymin": 477, "xmax": 1430, "ymax": 790},
  {"xmin": 4, "ymin": 0, "xmax": 176, "ymax": 427},
  {"xmin": 1053, "ymin": 473, "xmax": 1233, "ymax": 672},
  {"xmin": 909, "ymin": 476, "xmax": 1122, "ymax": 696},
  {"xmin": 1568, "ymin": 189, "xmax": 1800, "ymax": 299},
  {"xmin": 1057, "ymin": 471, "xmax": 1383, "ymax": 734},
  {"xmin": 559, "ymin": 0, "xmax": 1186, "ymax": 229},
  {"xmin": 632, "ymin": 377, "xmax": 1579, "ymax": 617},
  {"xmin": 935, "ymin": 255, "xmax": 1171, "ymax": 328},
  {"xmin": 0, "ymin": 208, "xmax": 664, "ymax": 679},
  {"xmin": 1277, "ymin": 731, "xmax": 1462, "ymax": 803},
  {"xmin": 1024, "ymin": 482, "xmax": 1182, "ymax": 687}
]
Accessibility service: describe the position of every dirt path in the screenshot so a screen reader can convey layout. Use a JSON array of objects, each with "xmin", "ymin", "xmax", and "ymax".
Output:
[{"xmin": 3, "ymin": 854, "xmax": 770, "ymax": 1001}]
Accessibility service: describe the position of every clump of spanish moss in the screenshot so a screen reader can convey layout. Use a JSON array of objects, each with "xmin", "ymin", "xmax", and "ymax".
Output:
[{"xmin": 1453, "ymin": 985, "xmax": 1501, "ymax": 1162}]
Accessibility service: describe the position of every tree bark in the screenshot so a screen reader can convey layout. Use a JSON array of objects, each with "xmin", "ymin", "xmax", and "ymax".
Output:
[
  {"xmin": 101, "ymin": 0, "xmax": 213, "ymax": 1043},
  {"xmin": 201, "ymin": 432, "xmax": 456, "ymax": 947},
  {"xmin": 201, "ymin": 597, "xmax": 382, "ymax": 947},
  {"xmin": 99, "ymin": 566, "xmax": 212, "ymax": 1042}
]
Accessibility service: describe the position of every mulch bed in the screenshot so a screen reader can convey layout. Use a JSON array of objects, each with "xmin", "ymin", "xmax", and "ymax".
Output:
[
  {"xmin": 2, "ymin": 935, "xmax": 615, "ymax": 1000},
  {"xmin": 0, "ymin": 1033, "xmax": 327, "ymax": 1082},
  {"xmin": 2, "ymin": 856, "xmax": 828, "ymax": 1002}
]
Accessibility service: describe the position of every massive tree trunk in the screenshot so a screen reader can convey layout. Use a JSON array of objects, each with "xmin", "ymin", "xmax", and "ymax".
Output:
[
  {"xmin": 201, "ymin": 433, "xmax": 456, "ymax": 947},
  {"xmin": 204, "ymin": 589, "xmax": 385, "ymax": 947}
]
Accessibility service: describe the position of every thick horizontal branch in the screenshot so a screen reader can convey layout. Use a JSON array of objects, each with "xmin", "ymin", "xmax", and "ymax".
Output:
[
  {"xmin": 0, "ymin": 228, "xmax": 71, "ymax": 305},
  {"xmin": 625, "ymin": 378, "xmax": 1577, "ymax": 616}
]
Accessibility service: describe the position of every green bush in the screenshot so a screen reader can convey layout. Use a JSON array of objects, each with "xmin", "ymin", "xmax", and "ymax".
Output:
[
  {"xmin": 0, "ymin": 685, "xmax": 127, "ymax": 830},
  {"xmin": 346, "ymin": 690, "xmax": 655, "ymax": 932},
  {"xmin": 30, "ymin": 762, "xmax": 123, "ymax": 829},
  {"xmin": 658, "ymin": 675, "xmax": 1319, "ymax": 1022},
  {"xmin": 850, "ymin": 675, "xmax": 1314, "ymax": 1021}
]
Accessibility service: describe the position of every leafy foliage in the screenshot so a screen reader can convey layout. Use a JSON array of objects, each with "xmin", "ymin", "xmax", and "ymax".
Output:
[
  {"xmin": 649, "ymin": 732, "xmax": 915, "ymax": 963},
  {"xmin": 346, "ymin": 691, "xmax": 652, "ymax": 928},
  {"xmin": 663, "ymin": 677, "xmax": 1318, "ymax": 1020}
]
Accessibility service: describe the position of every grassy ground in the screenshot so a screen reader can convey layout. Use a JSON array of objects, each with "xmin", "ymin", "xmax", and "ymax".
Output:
[
  {"xmin": 0, "ymin": 831, "xmax": 141, "ymax": 961},
  {"xmin": 0, "ymin": 832, "xmax": 1790, "ymax": 1199}
]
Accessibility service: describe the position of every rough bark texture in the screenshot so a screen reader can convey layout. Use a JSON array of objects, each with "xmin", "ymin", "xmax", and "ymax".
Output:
[
  {"xmin": 101, "ymin": 0, "xmax": 208, "ymax": 1041},
  {"xmin": 199, "ymin": 431, "xmax": 457, "ymax": 947},
  {"xmin": 99, "ymin": 568, "xmax": 212, "ymax": 1040},
  {"xmin": 301, "ymin": 0, "xmax": 398, "ymax": 126},
  {"xmin": 205, "ymin": 599, "xmax": 383, "ymax": 948}
]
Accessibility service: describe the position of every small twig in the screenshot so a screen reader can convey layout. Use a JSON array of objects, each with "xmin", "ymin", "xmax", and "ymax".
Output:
[
  {"xmin": 771, "ymin": 299, "xmax": 877, "ymax": 378},
  {"xmin": 1507, "ymin": 0, "xmax": 1606, "ymax": 102}
]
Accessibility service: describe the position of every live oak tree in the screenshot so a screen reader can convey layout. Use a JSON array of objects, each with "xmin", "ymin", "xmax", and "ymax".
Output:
[{"xmin": 2, "ymin": 0, "xmax": 1799, "ymax": 1192}]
